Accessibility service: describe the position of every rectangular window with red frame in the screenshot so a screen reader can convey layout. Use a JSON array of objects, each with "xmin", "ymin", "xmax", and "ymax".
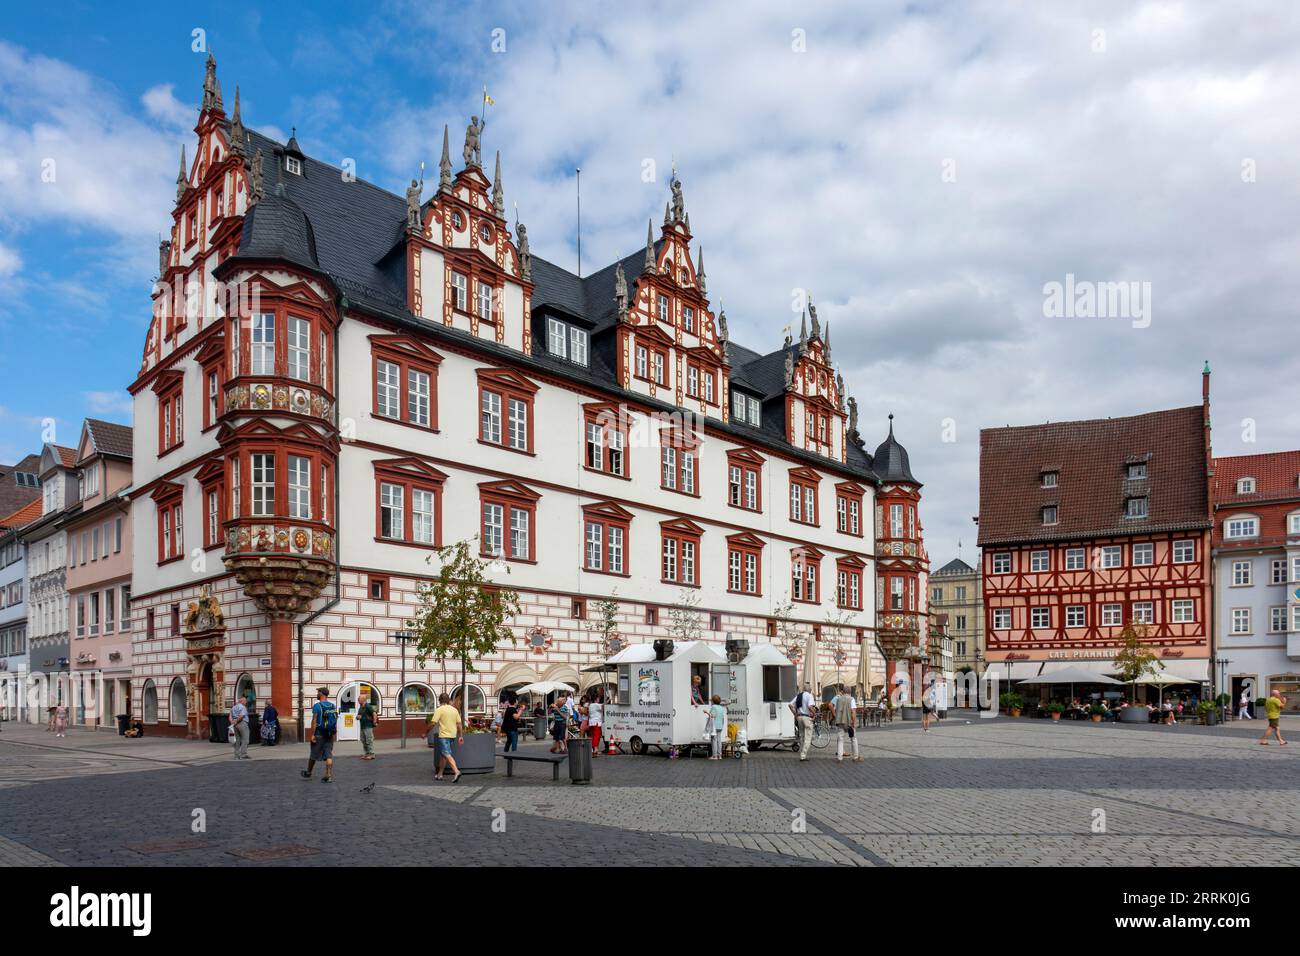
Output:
[
  {"xmin": 789, "ymin": 470, "xmax": 820, "ymax": 525},
  {"xmin": 372, "ymin": 339, "xmax": 440, "ymax": 430},
  {"xmin": 660, "ymin": 431, "xmax": 699, "ymax": 496},
  {"xmin": 791, "ymin": 548, "xmax": 821, "ymax": 603},
  {"xmin": 661, "ymin": 522, "xmax": 701, "ymax": 586},
  {"xmin": 836, "ymin": 484, "xmax": 865, "ymax": 537},
  {"xmin": 584, "ymin": 407, "xmax": 628, "ymax": 477},
  {"xmin": 836, "ymin": 564, "xmax": 863, "ymax": 610},
  {"xmin": 478, "ymin": 370, "xmax": 536, "ymax": 454},
  {"xmin": 373, "ymin": 459, "xmax": 445, "ymax": 547},
  {"xmin": 479, "ymin": 482, "xmax": 538, "ymax": 562},
  {"xmin": 727, "ymin": 534, "xmax": 763, "ymax": 596},
  {"xmin": 584, "ymin": 510, "xmax": 630, "ymax": 575}
]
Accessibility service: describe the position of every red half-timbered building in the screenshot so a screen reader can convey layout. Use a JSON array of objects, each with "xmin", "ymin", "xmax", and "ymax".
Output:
[{"xmin": 976, "ymin": 371, "xmax": 1214, "ymax": 684}]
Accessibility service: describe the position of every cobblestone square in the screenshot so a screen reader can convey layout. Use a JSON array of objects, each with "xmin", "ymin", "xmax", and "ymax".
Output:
[{"xmin": 1, "ymin": 713, "xmax": 1295, "ymax": 867}]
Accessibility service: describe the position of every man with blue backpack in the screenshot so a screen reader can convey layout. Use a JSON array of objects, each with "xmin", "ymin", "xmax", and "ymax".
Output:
[{"xmin": 301, "ymin": 687, "xmax": 338, "ymax": 784}]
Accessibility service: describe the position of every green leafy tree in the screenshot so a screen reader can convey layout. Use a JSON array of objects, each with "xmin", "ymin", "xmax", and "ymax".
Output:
[
  {"xmin": 407, "ymin": 539, "xmax": 520, "ymax": 718},
  {"xmin": 1113, "ymin": 622, "xmax": 1164, "ymax": 704},
  {"xmin": 665, "ymin": 588, "xmax": 703, "ymax": 643}
]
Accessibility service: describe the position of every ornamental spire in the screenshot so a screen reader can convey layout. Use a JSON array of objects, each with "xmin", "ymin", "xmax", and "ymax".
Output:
[
  {"xmin": 824, "ymin": 321, "xmax": 832, "ymax": 363},
  {"xmin": 201, "ymin": 52, "xmax": 222, "ymax": 113},
  {"xmin": 175, "ymin": 144, "xmax": 188, "ymax": 202},
  {"xmin": 644, "ymin": 220, "xmax": 655, "ymax": 272},
  {"xmin": 492, "ymin": 150, "xmax": 505, "ymax": 217},
  {"xmin": 799, "ymin": 311, "xmax": 808, "ymax": 353},
  {"xmin": 229, "ymin": 85, "xmax": 245, "ymax": 158},
  {"xmin": 696, "ymin": 245, "xmax": 706, "ymax": 295},
  {"xmin": 439, "ymin": 124, "xmax": 453, "ymax": 192}
]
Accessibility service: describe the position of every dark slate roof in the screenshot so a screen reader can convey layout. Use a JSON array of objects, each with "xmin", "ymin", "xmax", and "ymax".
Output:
[
  {"xmin": 85, "ymin": 419, "xmax": 133, "ymax": 460},
  {"xmin": 225, "ymin": 126, "xmax": 893, "ymax": 485},
  {"xmin": 873, "ymin": 417, "xmax": 918, "ymax": 485},
  {"xmin": 978, "ymin": 405, "xmax": 1210, "ymax": 546},
  {"xmin": 934, "ymin": 557, "xmax": 976, "ymax": 575}
]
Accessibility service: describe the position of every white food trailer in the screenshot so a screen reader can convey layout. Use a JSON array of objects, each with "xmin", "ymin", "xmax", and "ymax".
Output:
[
  {"xmin": 596, "ymin": 641, "xmax": 728, "ymax": 755},
  {"xmin": 720, "ymin": 641, "xmax": 798, "ymax": 750}
]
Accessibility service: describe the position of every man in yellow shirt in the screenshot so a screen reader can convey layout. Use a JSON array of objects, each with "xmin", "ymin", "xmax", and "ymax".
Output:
[
  {"xmin": 1258, "ymin": 691, "xmax": 1287, "ymax": 746},
  {"xmin": 431, "ymin": 693, "xmax": 464, "ymax": 782}
]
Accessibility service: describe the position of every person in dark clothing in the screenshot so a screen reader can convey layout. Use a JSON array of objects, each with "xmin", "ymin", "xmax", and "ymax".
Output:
[{"xmin": 500, "ymin": 697, "xmax": 524, "ymax": 752}]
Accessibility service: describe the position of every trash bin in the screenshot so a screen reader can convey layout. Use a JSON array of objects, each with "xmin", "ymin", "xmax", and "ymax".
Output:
[
  {"xmin": 208, "ymin": 712, "xmax": 230, "ymax": 743},
  {"xmin": 248, "ymin": 712, "xmax": 261, "ymax": 743},
  {"xmin": 567, "ymin": 737, "xmax": 592, "ymax": 785},
  {"xmin": 115, "ymin": 714, "xmax": 129, "ymax": 736},
  {"xmin": 532, "ymin": 715, "xmax": 547, "ymax": 741}
]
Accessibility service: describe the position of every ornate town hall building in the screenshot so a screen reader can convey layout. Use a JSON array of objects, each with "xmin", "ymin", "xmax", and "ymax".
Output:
[{"xmin": 128, "ymin": 58, "xmax": 928, "ymax": 737}]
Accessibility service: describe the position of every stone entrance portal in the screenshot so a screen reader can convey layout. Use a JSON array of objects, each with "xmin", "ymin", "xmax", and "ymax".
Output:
[{"xmin": 182, "ymin": 586, "xmax": 227, "ymax": 740}]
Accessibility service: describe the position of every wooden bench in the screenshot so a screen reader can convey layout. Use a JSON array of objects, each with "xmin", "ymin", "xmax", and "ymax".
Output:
[{"xmin": 497, "ymin": 751, "xmax": 568, "ymax": 781}]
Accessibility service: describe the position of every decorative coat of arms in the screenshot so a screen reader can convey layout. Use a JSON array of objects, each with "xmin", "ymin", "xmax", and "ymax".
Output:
[{"xmin": 185, "ymin": 584, "xmax": 225, "ymax": 633}]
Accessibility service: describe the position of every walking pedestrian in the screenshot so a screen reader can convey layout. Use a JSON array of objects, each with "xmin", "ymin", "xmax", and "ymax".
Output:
[
  {"xmin": 587, "ymin": 689, "xmax": 604, "ymax": 757},
  {"xmin": 359, "ymin": 691, "xmax": 377, "ymax": 760},
  {"xmin": 260, "ymin": 700, "xmax": 279, "ymax": 746},
  {"xmin": 54, "ymin": 704, "xmax": 68, "ymax": 737},
  {"xmin": 501, "ymin": 695, "xmax": 523, "ymax": 753},
  {"xmin": 790, "ymin": 684, "xmax": 815, "ymax": 761},
  {"xmin": 1258, "ymin": 691, "xmax": 1288, "ymax": 746},
  {"xmin": 431, "ymin": 692, "xmax": 463, "ymax": 782},
  {"xmin": 1239, "ymin": 689, "xmax": 1252, "ymax": 720},
  {"xmin": 832, "ymin": 684, "xmax": 862, "ymax": 762},
  {"xmin": 230, "ymin": 695, "xmax": 250, "ymax": 759},
  {"xmin": 548, "ymin": 693, "xmax": 568, "ymax": 754},
  {"xmin": 921, "ymin": 681, "xmax": 937, "ymax": 733},
  {"xmin": 301, "ymin": 687, "xmax": 338, "ymax": 783}
]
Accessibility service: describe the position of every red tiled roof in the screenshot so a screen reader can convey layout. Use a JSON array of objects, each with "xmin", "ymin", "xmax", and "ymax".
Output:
[
  {"xmin": 0, "ymin": 499, "xmax": 43, "ymax": 531},
  {"xmin": 55, "ymin": 445, "xmax": 77, "ymax": 467},
  {"xmin": 1212, "ymin": 450, "xmax": 1300, "ymax": 508},
  {"xmin": 978, "ymin": 405, "xmax": 1210, "ymax": 546}
]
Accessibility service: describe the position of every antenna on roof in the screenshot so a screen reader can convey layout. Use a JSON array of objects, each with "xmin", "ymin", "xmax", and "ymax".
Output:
[{"xmin": 575, "ymin": 167, "xmax": 582, "ymax": 278}]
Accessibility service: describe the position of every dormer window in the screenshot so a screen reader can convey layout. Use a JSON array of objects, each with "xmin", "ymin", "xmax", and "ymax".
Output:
[
  {"xmin": 285, "ymin": 155, "xmax": 302, "ymax": 176},
  {"xmin": 1236, "ymin": 477, "xmax": 1256, "ymax": 494},
  {"xmin": 732, "ymin": 391, "xmax": 761, "ymax": 427},
  {"xmin": 1125, "ymin": 496, "xmax": 1148, "ymax": 519},
  {"xmin": 1040, "ymin": 471, "xmax": 1058, "ymax": 489},
  {"xmin": 1041, "ymin": 505, "xmax": 1058, "ymax": 526},
  {"xmin": 545, "ymin": 318, "xmax": 588, "ymax": 367},
  {"xmin": 1127, "ymin": 463, "xmax": 1147, "ymax": 480},
  {"xmin": 1225, "ymin": 516, "xmax": 1259, "ymax": 539}
]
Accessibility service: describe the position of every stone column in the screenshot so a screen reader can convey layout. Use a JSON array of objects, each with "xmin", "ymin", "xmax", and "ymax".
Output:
[{"xmin": 270, "ymin": 616, "xmax": 295, "ymax": 738}]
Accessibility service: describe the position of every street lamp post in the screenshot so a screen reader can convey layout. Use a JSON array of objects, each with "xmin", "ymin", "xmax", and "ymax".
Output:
[{"xmin": 393, "ymin": 631, "xmax": 417, "ymax": 749}]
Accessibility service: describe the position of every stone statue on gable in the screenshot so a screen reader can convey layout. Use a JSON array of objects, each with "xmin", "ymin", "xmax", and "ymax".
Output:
[{"xmin": 464, "ymin": 115, "xmax": 485, "ymax": 167}]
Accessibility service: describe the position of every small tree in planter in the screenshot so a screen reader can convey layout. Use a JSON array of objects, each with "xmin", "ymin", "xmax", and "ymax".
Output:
[
  {"xmin": 408, "ymin": 539, "xmax": 520, "ymax": 722},
  {"xmin": 586, "ymin": 591, "xmax": 622, "ymax": 658},
  {"xmin": 999, "ymin": 691, "xmax": 1024, "ymax": 717},
  {"xmin": 772, "ymin": 597, "xmax": 802, "ymax": 665},
  {"xmin": 1046, "ymin": 701, "xmax": 1065, "ymax": 721},
  {"xmin": 665, "ymin": 588, "xmax": 703, "ymax": 643},
  {"xmin": 1113, "ymin": 623, "xmax": 1163, "ymax": 707}
]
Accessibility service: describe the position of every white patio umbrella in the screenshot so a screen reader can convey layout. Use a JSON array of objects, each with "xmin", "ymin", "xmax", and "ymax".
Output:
[
  {"xmin": 801, "ymin": 629, "xmax": 819, "ymax": 695},
  {"xmin": 1136, "ymin": 673, "xmax": 1197, "ymax": 700},
  {"xmin": 1017, "ymin": 666, "xmax": 1122, "ymax": 705},
  {"xmin": 515, "ymin": 680, "xmax": 577, "ymax": 696}
]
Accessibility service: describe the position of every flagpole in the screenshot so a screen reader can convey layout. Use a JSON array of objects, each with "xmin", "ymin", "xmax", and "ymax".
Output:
[{"xmin": 576, "ymin": 167, "xmax": 582, "ymax": 277}]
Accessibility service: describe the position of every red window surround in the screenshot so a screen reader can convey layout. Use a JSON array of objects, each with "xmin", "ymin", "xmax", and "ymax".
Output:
[
  {"xmin": 726, "ymin": 447, "xmax": 764, "ymax": 513},
  {"xmin": 661, "ymin": 518, "xmax": 703, "ymax": 587},
  {"xmin": 477, "ymin": 368, "xmax": 538, "ymax": 455},
  {"xmin": 370, "ymin": 334, "xmax": 443, "ymax": 431},
  {"xmin": 153, "ymin": 370, "xmax": 184, "ymax": 457},
  {"xmin": 660, "ymin": 427, "xmax": 700, "ymax": 496},
  {"xmin": 726, "ymin": 531, "xmax": 764, "ymax": 597},
  {"xmin": 583, "ymin": 501, "xmax": 633, "ymax": 577},
  {"xmin": 836, "ymin": 556, "xmax": 866, "ymax": 610},
  {"xmin": 478, "ymin": 480, "xmax": 540, "ymax": 563},
  {"xmin": 791, "ymin": 545, "xmax": 823, "ymax": 604},
  {"xmin": 583, "ymin": 402, "xmax": 630, "ymax": 479},
  {"xmin": 372, "ymin": 457, "xmax": 447, "ymax": 548},
  {"xmin": 194, "ymin": 458, "xmax": 227, "ymax": 551},
  {"xmin": 151, "ymin": 482, "xmax": 184, "ymax": 565},
  {"xmin": 789, "ymin": 466, "xmax": 822, "ymax": 526},
  {"xmin": 368, "ymin": 574, "xmax": 389, "ymax": 601},
  {"xmin": 195, "ymin": 335, "xmax": 227, "ymax": 432},
  {"xmin": 227, "ymin": 289, "xmax": 335, "ymax": 390},
  {"xmin": 631, "ymin": 327, "xmax": 673, "ymax": 387},
  {"xmin": 835, "ymin": 481, "xmax": 866, "ymax": 537},
  {"xmin": 685, "ymin": 358, "xmax": 718, "ymax": 405},
  {"xmin": 443, "ymin": 252, "xmax": 503, "ymax": 327}
]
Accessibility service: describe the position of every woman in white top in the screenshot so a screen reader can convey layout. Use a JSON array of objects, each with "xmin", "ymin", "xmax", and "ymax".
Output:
[{"xmin": 587, "ymin": 694, "xmax": 604, "ymax": 756}]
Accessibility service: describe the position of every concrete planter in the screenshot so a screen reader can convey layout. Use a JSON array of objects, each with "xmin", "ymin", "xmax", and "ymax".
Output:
[
  {"xmin": 449, "ymin": 733, "xmax": 497, "ymax": 774},
  {"xmin": 900, "ymin": 705, "xmax": 923, "ymax": 721},
  {"xmin": 1119, "ymin": 706, "xmax": 1150, "ymax": 723}
]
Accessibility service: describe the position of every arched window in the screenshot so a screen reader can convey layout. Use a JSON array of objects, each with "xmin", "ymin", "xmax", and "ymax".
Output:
[
  {"xmin": 142, "ymin": 680, "xmax": 158, "ymax": 723},
  {"xmin": 449, "ymin": 682, "xmax": 486, "ymax": 714},
  {"xmin": 397, "ymin": 683, "xmax": 437, "ymax": 714},
  {"xmin": 169, "ymin": 678, "xmax": 187, "ymax": 724},
  {"xmin": 235, "ymin": 673, "xmax": 257, "ymax": 708}
]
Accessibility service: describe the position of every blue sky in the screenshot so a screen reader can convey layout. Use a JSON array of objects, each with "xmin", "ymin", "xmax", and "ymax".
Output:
[{"xmin": 3, "ymin": 1, "xmax": 1300, "ymax": 561}]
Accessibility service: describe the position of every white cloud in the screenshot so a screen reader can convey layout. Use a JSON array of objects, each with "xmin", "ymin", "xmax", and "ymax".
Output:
[
  {"xmin": 141, "ymin": 83, "xmax": 196, "ymax": 130},
  {"xmin": 82, "ymin": 391, "xmax": 134, "ymax": 422},
  {"xmin": 0, "ymin": 242, "xmax": 20, "ymax": 277}
]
